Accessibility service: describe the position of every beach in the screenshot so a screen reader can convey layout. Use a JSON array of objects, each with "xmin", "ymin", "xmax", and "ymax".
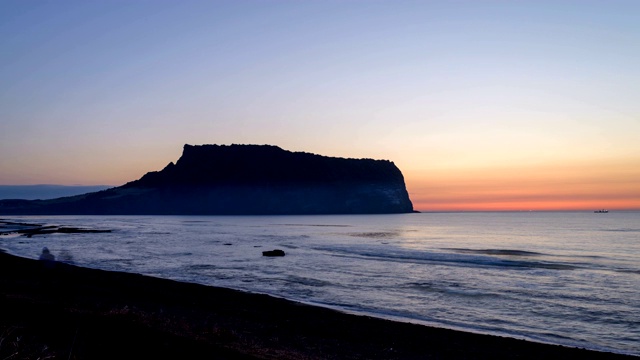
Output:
[{"xmin": 0, "ymin": 251, "xmax": 633, "ymax": 360}]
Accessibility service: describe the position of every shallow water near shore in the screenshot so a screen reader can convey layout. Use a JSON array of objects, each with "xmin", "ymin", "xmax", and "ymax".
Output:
[{"xmin": 1, "ymin": 212, "xmax": 639, "ymax": 356}]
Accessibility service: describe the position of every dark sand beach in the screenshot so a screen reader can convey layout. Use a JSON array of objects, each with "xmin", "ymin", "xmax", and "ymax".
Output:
[{"xmin": 0, "ymin": 251, "xmax": 634, "ymax": 359}]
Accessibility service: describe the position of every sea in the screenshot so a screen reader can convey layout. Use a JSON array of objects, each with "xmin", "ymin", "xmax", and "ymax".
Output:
[{"xmin": 1, "ymin": 212, "xmax": 638, "ymax": 356}]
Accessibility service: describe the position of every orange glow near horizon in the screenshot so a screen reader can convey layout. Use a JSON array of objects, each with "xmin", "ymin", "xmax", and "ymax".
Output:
[
  {"xmin": 406, "ymin": 158, "xmax": 640, "ymax": 212},
  {"xmin": 2, "ymin": 148, "xmax": 639, "ymax": 213}
]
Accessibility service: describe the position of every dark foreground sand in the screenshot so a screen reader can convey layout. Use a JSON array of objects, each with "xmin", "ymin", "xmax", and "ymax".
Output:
[{"xmin": 0, "ymin": 251, "xmax": 634, "ymax": 359}]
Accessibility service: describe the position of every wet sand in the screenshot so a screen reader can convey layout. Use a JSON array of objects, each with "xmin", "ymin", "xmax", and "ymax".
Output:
[{"xmin": 0, "ymin": 251, "xmax": 634, "ymax": 359}]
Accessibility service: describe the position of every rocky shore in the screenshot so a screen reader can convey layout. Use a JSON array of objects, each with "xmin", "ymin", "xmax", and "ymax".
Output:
[{"xmin": 0, "ymin": 251, "xmax": 634, "ymax": 359}]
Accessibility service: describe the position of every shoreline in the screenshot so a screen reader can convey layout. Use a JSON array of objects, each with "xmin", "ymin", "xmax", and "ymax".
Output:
[{"xmin": 0, "ymin": 251, "xmax": 635, "ymax": 359}]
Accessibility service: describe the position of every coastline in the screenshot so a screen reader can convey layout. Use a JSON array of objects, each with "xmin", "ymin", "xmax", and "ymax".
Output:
[{"xmin": 0, "ymin": 251, "xmax": 635, "ymax": 359}]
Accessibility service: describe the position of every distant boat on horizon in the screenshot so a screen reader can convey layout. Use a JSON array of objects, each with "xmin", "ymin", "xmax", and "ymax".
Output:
[{"xmin": 594, "ymin": 209, "xmax": 609, "ymax": 213}]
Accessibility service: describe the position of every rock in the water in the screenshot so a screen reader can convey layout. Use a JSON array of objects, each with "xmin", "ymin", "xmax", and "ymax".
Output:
[{"xmin": 262, "ymin": 249, "xmax": 285, "ymax": 257}]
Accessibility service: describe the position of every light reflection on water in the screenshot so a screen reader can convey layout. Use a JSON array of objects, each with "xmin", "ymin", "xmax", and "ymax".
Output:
[{"xmin": 1, "ymin": 212, "xmax": 639, "ymax": 356}]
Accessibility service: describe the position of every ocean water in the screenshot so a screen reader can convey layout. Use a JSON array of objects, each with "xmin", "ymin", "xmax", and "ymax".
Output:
[{"xmin": 1, "ymin": 212, "xmax": 639, "ymax": 356}]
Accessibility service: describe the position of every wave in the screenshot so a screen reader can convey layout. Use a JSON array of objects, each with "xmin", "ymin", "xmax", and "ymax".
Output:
[
  {"xmin": 600, "ymin": 228, "xmax": 640, "ymax": 233},
  {"xmin": 317, "ymin": 245, "xmax": 578, "ymax": 271},
  {"xmin": 614, "ymin": 268, "xmax": 640, "ymax": 275},
  {"xmin": 405, "ymin": 281, "xmax": 500, "ymax": 298},
  {"xmin": 445, "ymin": 248, "xmax": 544, "ymax": 257},
  {"xmin": 348, "ymin": 231, "xmax": 401, "ymax": 239},
  {"xmin": 184, "ymin": 264, "xmax": 218, "ymax": 270},
  {"xmin": 285, "ymin": 275, "xmax": 330, "ymax": 287},
  {"xmin": 274, "ymin": 224, "xmax": 351, "ymax": 227}
]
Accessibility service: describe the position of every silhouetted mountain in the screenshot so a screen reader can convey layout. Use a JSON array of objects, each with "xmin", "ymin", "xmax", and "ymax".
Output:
[{"xmin": 0, "ymin": 144, "xmax": 414, "ymax": 215}]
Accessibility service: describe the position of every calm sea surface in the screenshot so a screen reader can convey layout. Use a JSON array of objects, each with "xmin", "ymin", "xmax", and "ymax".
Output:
[{"xmin": 1, "ymin": 212, "xmax": 639, "ymax": 356}]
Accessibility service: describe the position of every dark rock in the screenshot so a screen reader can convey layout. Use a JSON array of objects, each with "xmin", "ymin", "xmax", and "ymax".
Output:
[
  {"xmin": 15, "ymin": 226, "xmax": 111, "ymax": 237},
  {"xmin": 262, "ymin": 249, "xmax": 286, "ymax": 257},
  {"xmin": 0, "ymin": 144, "xmax": 415, "ymax": 215}
]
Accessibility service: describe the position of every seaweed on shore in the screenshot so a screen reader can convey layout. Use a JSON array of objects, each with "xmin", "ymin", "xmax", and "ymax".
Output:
[
  {"xmin": 19, "ymin": 227, "xmax": 112, "ymax": 237},
  {"xmin": 0, "ymin": 219, "xmax": 45, "ymax": 227},
  {"xmin": 0, "ymin": 220, "xmax": 111, "ymax": 237}
]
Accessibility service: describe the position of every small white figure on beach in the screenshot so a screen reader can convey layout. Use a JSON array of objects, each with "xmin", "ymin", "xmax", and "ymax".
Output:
[{"xmin": 39, "ymin": 247, "xmax": 55, "ymax": 261}]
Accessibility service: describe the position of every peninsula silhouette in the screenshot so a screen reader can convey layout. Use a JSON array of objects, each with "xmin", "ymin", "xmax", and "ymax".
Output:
[{"xmin": 0, "ymin": 144, "xmax": 414, "ymax": 215}]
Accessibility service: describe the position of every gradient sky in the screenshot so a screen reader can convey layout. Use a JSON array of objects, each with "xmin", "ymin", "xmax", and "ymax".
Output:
[{"xmin": 2, "ymin": 1, "xmax": 639, "ymax": 211}]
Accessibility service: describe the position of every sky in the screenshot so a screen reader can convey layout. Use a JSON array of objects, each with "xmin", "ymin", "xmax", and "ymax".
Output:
[{"xmin": 1, "ymin": 1, "xmax": 639, "ymax": 211}]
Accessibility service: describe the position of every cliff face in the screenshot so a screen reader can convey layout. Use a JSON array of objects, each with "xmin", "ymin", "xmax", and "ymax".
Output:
[{"xmin": 0, "ymin": 144, "xmax": 414, "ymax": 215}]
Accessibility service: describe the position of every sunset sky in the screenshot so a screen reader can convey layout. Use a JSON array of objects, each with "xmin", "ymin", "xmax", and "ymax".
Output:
[{"xmin": 1, "ymin": 1, "xmax": 639, "ymax": 211}]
